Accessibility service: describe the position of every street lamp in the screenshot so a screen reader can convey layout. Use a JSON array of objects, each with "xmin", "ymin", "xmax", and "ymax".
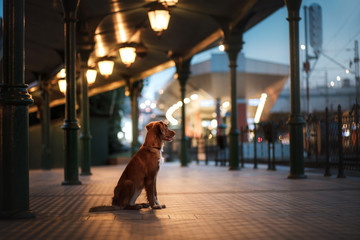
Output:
[
  {"xmin": 58, "ymin": 79, "xmax": 67, "ymax": 95},
  {"xmin": 86, "ymin": 69, "xmax": 97, "ymax": 85},
  {"xmin": 98, "ymin": 60, "xmax": 114, "ymax": 77},
  {"xmin": 159, "ymin": 0, "xmax": 178, "ymax": 6},
  {"xmin": 57, "ymin": 68, "xmax": 66, "ymax": 79},
  {"xmin": 119, "ymin": 47, "xmax": 136, "ymax": 66},
  {"xmin": 148, "ymin": 2, "xmax": 171, "ymax": 32}
]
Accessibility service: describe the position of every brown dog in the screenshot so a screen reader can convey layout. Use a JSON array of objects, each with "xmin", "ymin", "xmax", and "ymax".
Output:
[{"xmin": 90, "ymin": 121, "xmax": 175, "ymax": 212}]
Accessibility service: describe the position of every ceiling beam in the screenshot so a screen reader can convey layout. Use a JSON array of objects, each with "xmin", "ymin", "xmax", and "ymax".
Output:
[{"xmin": 230, "ymin": 0, "xmax": 259, "ymax": 29}]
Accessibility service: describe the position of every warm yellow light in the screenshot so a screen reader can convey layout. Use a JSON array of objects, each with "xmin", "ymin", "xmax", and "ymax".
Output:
[
  {"xmin": 125, "ymin": 86, "xmax": 130, "ymax": 97},
  {"xmin": 159, "ymin": 0, "xmax": 178, "ymax": 6},
  {"xmin": 57, "ymin": 68, "xmax": 66, "ymax": 79},
  {"xmin": 98, "ymin": 60, "xmax": 114, "ymax": 77},
  {"xmin": 254, "ymin": 93, "xmax": 267, "ymax": 123},
  {"xmin": 148, "ymin": 9, "xmax": 170, "ymax": 32},
  {"xmin": 222, "ymin": 101, "xmax": 230, "ymax": 108},
  {"xmin": 184, "ymin": 98, "xmax": 190, "ymax": 104},
  {"xmin": 119, "ymin": 47, "xmax": 136, "ymax": 65},
  {"xmin": 86, "ymin": 69, "xmax": 97, "ymax": 85},
  {"xmin": 190, "ymin": 94, "xmax": 198, "ymax": 100},
  {"xmin": 58, "ymin": 79, "xmax": 67, "ymax": 94}
]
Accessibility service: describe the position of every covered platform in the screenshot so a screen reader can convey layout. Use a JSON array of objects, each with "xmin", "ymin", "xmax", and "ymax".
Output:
[{"xmin": 1, "ymin": 162, "xmax": 359, "ymax": 240}]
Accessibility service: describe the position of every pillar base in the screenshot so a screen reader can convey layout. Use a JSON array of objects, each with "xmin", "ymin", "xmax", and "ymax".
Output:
[
  {"xmin": 229, "ymin": 166, "xmax": 240, "ymax": 171},
  {"xmin": 62, "ymin": 180, "xmax": 82, "ymax": 185},
  {"xmin": 287, "ymin": 174, "xmax": 307, "ymax": 179},
  {"xmin": 337, "ymin": 174, "xmax": 346, "ymax": 178},
  {"xmin": 0, "ymin": 210, "xmax": 35, "ymax": 219},
  {"xmin": 80, "ymin": 172, "xmax": 92, "ymax": 176}
]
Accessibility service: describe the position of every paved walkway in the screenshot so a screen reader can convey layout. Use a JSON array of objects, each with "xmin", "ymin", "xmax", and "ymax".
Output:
[{"xmin": 1, "ymin": 162, "xmax": 360, "ymax": 240}]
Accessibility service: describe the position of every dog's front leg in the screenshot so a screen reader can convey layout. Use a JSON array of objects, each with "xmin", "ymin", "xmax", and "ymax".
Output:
[
  {"xmin": 154, "ymin": 178, "xmax": 166, "ymax": 209},
  {"xmin": 145, "ymin": 177, "xmax": 162, "ymax": 209}
]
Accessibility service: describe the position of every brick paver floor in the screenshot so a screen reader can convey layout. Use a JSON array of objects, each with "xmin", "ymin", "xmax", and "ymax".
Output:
[{"xmin": 1, "ymin": 162, "xmax": 360, "ymax": 240}]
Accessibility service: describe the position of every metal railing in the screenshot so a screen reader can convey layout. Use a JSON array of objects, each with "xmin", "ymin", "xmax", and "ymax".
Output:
[
  {"xmin": 165, "ymin": 103, "xmax": 360, "ymax": 177},
  {"xmin": 306, "ymin": 103, "xmax": 360, "ymax": 176}
]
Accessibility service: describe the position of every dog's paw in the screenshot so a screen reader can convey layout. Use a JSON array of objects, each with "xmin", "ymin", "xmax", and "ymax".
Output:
[
  {"xmin": 152, "ymin": 204, "xmax": 166, "ymax": 209},
  {"xmin": 152, "ymin": 205, "xmax": 162, "ymax": 209},
  {"xmin": 124, "ymin": 205, "xmax": 142, "ymax": 210},
  {"xmin": 138, "ymin": 203, "xmax": 150, "ymax": 208}
]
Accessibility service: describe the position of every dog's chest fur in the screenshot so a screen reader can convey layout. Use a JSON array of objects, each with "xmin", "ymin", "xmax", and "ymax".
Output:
[{"xmin": 159, "ymin": 143, "xmax": 165, "ymax": 165}]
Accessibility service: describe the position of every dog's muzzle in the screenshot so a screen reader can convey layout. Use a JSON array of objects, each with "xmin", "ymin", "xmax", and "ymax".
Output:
[{"xmin": 163, "ymin": 130, "xmax": 176, "ymax": 142}]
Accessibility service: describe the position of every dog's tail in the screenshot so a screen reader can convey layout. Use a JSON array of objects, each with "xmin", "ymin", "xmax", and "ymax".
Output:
[{"xmin": 89, "ymin": 205, "xmax": 121, "ymax": 212}]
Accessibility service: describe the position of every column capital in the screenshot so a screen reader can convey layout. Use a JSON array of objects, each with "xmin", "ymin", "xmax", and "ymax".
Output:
[
  {"xmin": 223, "ymin": 29, "xmax": 245, "ymax": 65},
  {"xmin": 78, "ymin": 49, "xmax": 92, "ymax": 66},
  {"xmin": 40, "ymin": 78, "xmax": 51, "ymax": 90},
  {"xmin": 175, "ymin": 57, "xmax": 191, "ymax": 86},
  {"xmin": 285, "ymin": 0, "xmax": 302, "ymax": 21},
  {"xmin": 60, "ymin": 0, "xmax": 80, "ymax": 21},
  {"xmin": 130, "ymin": 80, "xmax": 144, "ymax": 99}
]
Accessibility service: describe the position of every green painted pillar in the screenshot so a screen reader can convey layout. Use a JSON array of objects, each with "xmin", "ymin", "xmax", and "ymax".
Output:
[
  {"xmin": 0, "ymin": 0, "xmax": 34, "ymax": 219},
  {"xmin": 285, "ymin": 0, "xmax": 306, "ymax": 179},
  {"xmin": 224, "ymin": 34, "xmax": 243, "ymax": 171},
  {"xmin": 60, "ymin": 0, "xmax": 81, "ymax": 185},
  {"xmin": 129, "ymin": 80, "xmax": 143, "ymax": 156},
  {"xmin": 79, "ymin": 50, "xmax": 92, "ymax": 176},
  {"xmin": 40, "ymin": 77, "xmax": 52, "ymax": 170},
  {"xmin": 175, "ymin": 58, "xmax": 192, "ymax": 167}
]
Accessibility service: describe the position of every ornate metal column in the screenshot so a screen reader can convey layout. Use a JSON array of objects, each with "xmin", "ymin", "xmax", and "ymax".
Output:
[
  {"xmin": 175, "ymin": 58, "xmax": 191, "ymax": 167},
  {"xmin": 60, "ymin": 0, "xmax": 81, "ymax": 185},
  {"xmin": 79, "ymin": 49, "xmax": 92, "ymax": 176},
  {"xmin": 223, "ymin": 27, "xmax": 244, "ymax": 171},
  {"xmin": 128, "ymin": 79, "xmax": 143, "ymax": 156},
  {"xmin": 0, "ymin": 0, "xmax": 34, "ymax": 219},
  {"xmin": 40, "ymin": 76, "xmax": 52, "ymax": 170},
  {"xmin": 285, "ymin": 0, "xmax": 306, "ymax": 179}
]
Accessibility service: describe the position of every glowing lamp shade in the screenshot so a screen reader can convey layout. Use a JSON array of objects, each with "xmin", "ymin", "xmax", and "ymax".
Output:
[
  {"xmin": 159, "ymin": 0, "xmax": 178, "ymax": 6},
  {"xmin": 98, "ymin": 60, "xmax": 114, "ymax": 77},
  {"xmin": 58, "ymin": 79, "xmax": 67, "ymax": 94},
  {"xmin": 86, "ymin": 69, "xmax": 97, "ymax": 85},
  {"xmin": 148, "ymin": 9, "xmax": 170, "ymax": 32},
  {"xmin": 57, "ymin": 68, "xmax": 66, "ymax": 79},
  {"xmin": 119, "ymin": 47, "xmax": 136, "ymax": 65}
]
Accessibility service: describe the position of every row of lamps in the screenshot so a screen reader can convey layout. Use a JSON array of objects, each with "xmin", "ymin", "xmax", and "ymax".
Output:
[
  {"xmin": 57, "ymin": 0, "xmax": 178, "ymax": 93},
  {"xmin": 94, "ymin": 0, "xmax": 178, "ymax": 77},
  {"xmin": 57, "ymin": 68, "xmax": 98, "ymax": 94}
]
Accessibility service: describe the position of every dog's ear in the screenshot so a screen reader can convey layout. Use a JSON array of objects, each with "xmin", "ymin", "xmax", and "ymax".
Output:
[
  {"xmin": 145, "ymin": 122, "xmax": 154, "ymax": 131},
  {"xmin": 158, "ymin": 121, "xmax": 167, "ymax": 136}
]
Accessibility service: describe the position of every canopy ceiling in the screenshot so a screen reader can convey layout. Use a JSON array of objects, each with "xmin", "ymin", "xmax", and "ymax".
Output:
[{"xmin": 22, "ymin": 0, "xmax": 285, "ymax": 110}]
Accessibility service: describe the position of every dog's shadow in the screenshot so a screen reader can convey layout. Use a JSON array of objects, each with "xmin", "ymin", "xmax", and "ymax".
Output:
[
  {"xmin": 113, "ymin": 209, "xmax": 166, "ymax": 237},
  {"xmin": 89, "ymin": 207, "xmax": 165, "ymax": 222},
  {"xmin": 115, "ymin": 208, "xmax": 163, "ymax": 221}
]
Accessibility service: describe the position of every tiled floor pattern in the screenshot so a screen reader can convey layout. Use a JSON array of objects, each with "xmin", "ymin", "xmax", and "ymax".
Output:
[{"xmin": 1, "ymin": 163, "xmax": 360, "ymax": 240}]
